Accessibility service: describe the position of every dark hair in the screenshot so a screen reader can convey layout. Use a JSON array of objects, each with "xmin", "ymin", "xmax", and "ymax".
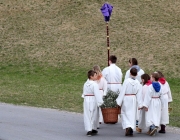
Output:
[
  {"xmin": 151, "ymin": 72, "xmax": 160, "ymax": 81},
  {"xmin": 141, "ymin": 74, "xmax": 150, "ymax": 85},
  {"xmin": 157, "ymin": 71, "xmax": 164, "ymax": 78},
  {"xmin": 129, "ymin": 58, "xmax": 138, "ymax": 65},
  {"xmin": 130, "ymin": 68, "xmax": 137, "ymax": 76},
  {"xmin": 87, "ymin": 70, "xmax": 96, "ymax": 79},
  {"xmin": 109, "ymin": 55, "xmax": 117, "ymax": 63}
]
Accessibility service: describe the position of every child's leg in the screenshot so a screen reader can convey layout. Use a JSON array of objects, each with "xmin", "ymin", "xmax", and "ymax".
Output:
[
  {"xmin": 92, "ymin": 106, "xmax": 99, "ymax": 131},
  {"xmin": 83, "ymin": 101, "xmax": 92, "ymax": 132}
]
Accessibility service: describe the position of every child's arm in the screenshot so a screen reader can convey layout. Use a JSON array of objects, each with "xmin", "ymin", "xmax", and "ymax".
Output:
[
  {"xmin": 167, "ymin": 82, "xmax": 173, "ymax": 103},
  {"xmin": 136, "ymin": 84, "xmax": 143, "ymax": 109},
  {"xmin": 116, "ymin": 80, "xmax": 127, "ymax": 106},
  {"xmin": 102, "ymin": 77, "xmax": 107, "ymax": 96},
  {"xmin": 94, "ymin": 83, "xmax": 104, "ymax": 107},
  {"xmin": 160, "ymin": 95, "xmax": 164, "ymax": 109},
  {"xmin": 81, "ymin": 84, "xmax": 86, "ymax": 98},
  {"xmin": 143, "ymin": 86, "xmax": 152, "ymax": 110}
]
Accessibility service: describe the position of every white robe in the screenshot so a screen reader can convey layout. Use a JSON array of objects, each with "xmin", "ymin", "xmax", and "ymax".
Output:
[
  {"xmin": 160, "ymin": 81, "xmax": 173, "ymax": 125},
  {"xmin": 143, "ymin": 84, "xmax": 163, "ymax": 127},
  {"xmin": 95, "ymin": 77, "xmax": 107, "ymax": 124},
  {"xmin": 138, "ymin": 85, "xmax": 149, "ymax": 129},
  {"xmin": 102, "ymin": 64, "xmax": 123, "ymax": 93},
  {"xmin": 116, "ymin": 78, "xmax": 142, "ymax": 131},
  {"xmin": 125, "ymin": 68, "xmax": 144, "ymax": 122},
  {"xmin": 82, "ymin": 79, "xmax": 104, "ymax": 132}
]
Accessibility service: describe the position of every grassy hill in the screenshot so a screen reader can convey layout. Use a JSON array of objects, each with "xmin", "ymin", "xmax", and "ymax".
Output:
[
  {"xmin": 0, "ymin": 0, "xmax": 180, "ymax": 126},
  {"xmin": 1, "ymin": 0, "xmax": 180, "ymax": 76}
]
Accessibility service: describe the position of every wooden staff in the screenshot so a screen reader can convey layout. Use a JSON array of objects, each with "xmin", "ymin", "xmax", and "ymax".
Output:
[
  {"xmin": 107, "ymin": 22, "xmax": 110, "ymax": 66},
  {"xmin": 100, "ymin": 3, "xmax": 113, "ymax": 66}
]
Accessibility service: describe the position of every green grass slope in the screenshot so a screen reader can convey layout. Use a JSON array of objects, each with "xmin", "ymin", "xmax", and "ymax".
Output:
[
  {"xmin": 0, "ymin": 0, "xmax": 180, "ymax": 127},
  {"xmin": 1, "ymin": 0, "xmax": 180, "ymax": 76}
]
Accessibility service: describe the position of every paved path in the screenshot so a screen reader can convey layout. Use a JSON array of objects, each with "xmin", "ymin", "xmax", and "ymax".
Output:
[{"xmin": 0, "ymin": 103, "xmax": 179, "ymax": 140}]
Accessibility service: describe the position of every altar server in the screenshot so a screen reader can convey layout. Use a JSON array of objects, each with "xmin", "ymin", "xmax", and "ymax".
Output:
[
  {"xmin": 82, "ymin": 70, "xmax": 104, "ymax": 136},
  {"xmin": 157, "ymin": 71, "xmax": 173, "ymax": 133},
  {"xmin": 136, "ymin": 74, "xmax": 151, "ymax": 133},
  {"xmin": 102, "ymin": 55, "xmax": 123, "ymax": 93},
  {"xmin": 116, "ymin": 68, "xmax": 142, "ymax": 136},
  {"xmin": 143, "ymin": 72, "xmax": 164, "ymax": 136},
  {"xmin": 124, "ymin": 58, "xmax": 144, "ymax": 127}
]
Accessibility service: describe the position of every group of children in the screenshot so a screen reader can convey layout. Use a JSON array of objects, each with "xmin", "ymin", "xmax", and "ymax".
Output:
[{"xmin": 82, "ymin": 55, "xmax": 173, "ymax": 137}]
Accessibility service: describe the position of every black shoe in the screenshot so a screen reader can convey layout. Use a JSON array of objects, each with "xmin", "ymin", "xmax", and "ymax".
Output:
[
  {"xmin": 125, "ymin": 127, "xmax": 131, "ymax": 136},
  {"xmin": 87, "ymin": 131, "xmax": 92, "ymax": 137},
  {"xmin": 128, "ymin": 128, "xmax": 133, "ymax": 136},
  {"xmin": 159, "ymin": 125, "xmax": 166, "ymax": 133},
  {"xmin": 130, "ymin": 128, "xmax": 133, "ymax": 134},
  {"xmin": 92, "ymin": 129, "xmax": 98, "ymax": 135}
]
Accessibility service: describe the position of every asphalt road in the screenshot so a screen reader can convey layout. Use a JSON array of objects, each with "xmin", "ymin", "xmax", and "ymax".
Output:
[{"xmin": 0, "ymin": 103, "xmax": 179, "ymax": 140}]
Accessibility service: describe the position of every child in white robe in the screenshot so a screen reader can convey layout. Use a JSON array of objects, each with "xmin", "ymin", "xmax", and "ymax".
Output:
[
  {"xmin": 116, "ymin": 68, "xmax": 142, "ymax": 137},
  {"xmin": 143, "ymin": 72, "xmax": 164, "ymax": 136},
  {"xmin": 124, "ymin": 58, "xmax": 144, "ymax": 127},
  {"xmin": 93, "ymin": 65, "xmax": 107, "ymax": 128},
  {"xmin": 102, "ymin": 55, "xmax": 123, "ymax": 93},
  {"xmin": 82, "ymin": 70, "xmax": 104, "ymax": 136},
  {"xmin": 157, "ymin": 71, "xmax": 173, "ymax": 133},
  {"xmin": 136, "ymin": 74, "xmax": 151, "ymax": 133}
]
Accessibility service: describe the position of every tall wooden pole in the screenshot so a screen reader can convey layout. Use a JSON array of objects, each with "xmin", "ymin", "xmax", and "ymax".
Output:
[{"xmin": 106, "ymin": 22, "xmax": 110, "ymax": 66}]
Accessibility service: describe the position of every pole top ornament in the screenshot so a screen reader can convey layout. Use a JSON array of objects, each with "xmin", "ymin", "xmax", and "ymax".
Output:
[{"xmin": 100, "ymin": 3, "xmax": 113, "ymax": 22}]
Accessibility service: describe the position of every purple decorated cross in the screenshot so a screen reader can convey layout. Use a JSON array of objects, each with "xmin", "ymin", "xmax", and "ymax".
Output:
[{"xmin": 100, "ymin": 3, "xmax": 113, "ymax": 22}]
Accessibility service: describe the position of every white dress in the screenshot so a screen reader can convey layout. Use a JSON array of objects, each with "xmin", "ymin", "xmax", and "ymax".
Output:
[
  {"xmin": 159, "ymin": 81, "xmax": 173, "ymax": 125},
  {"xmin": 95, "ymin": 76, "xmax": 107, "ymax": 124},
  {"xmin": 102, "ymin": 63, "xmax": 123, "ymax": 93},
  {"xmin": 82, "ymin": 79, "xmax": 104, "ymax": 131},
  {"xmin": 143, "ymin": 84, "xmax": 163, "ymax": 127},
  {"xmin": 116, "ymin": 78, "xmax": 142, "ymax": 131}
]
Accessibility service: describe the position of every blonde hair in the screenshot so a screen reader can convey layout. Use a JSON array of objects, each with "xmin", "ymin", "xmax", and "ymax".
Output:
[
  {"xmin": 93, "ymin": 65, "xmax": 102, "ymax": 81},
  {"xmin": 93, "ymin": 65, "xmax": 101, "ymax": 75}
]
